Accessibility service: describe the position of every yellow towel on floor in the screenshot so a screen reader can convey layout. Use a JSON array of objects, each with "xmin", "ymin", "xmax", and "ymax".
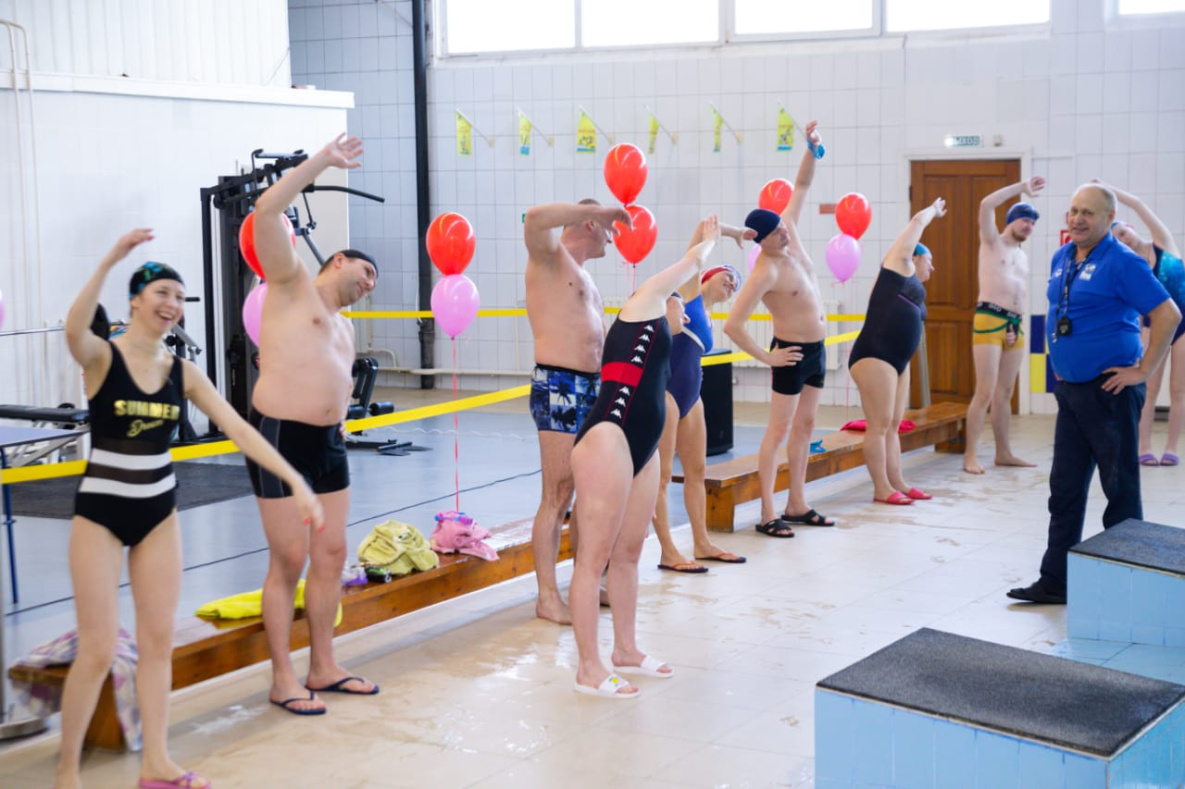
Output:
[
  {"xmin": 195, "ymin": 579, "xmax": 343, "ymax": 627},
  {"xmin": 357, "ymin": 520, "xmax": 439, "ymax": 577}
]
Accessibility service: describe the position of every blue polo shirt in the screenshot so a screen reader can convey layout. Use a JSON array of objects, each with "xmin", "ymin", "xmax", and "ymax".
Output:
[{"xmin": 1046, "ymin": 233, "xmax": 1170, "ymax": 383}]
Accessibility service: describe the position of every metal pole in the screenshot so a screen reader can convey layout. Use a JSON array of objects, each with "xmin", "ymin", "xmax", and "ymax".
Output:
[{"xmin": 917, "ymin": 332, "xmax": 932, "ymax": 408}]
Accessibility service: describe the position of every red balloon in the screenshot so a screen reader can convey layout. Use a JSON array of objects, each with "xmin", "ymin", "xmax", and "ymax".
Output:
[
  {"xmin": 835, "ymin": 193, "xmax": 872, "ymax": 240},
  {"xmin": 239, "ymin": 212, "xmax": 296, "ymax": 280},
  {"xmin": 758, "ymin": 178, "xmax": 794, "ymax": 215},
  {"xmin": 613, "ymin": 204, "xmax": 657, "ymax": 265},
  {"xmin": 426, "ymin": 212, "xmax": 476, "ymax": 276},
  {"xmin": 603, "ymin": 143, "xmax": 648, "ymax": 205}
]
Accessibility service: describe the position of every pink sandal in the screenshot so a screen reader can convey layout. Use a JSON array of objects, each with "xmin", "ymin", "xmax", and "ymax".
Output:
[
  {"xmin": 873, "ymin": 491, "xmax": 914, "ymax": 506},
  {"xmin": 904, "ymin": 487, "xmax": 932, "ymax": 500},
  {"xmin": 139, "ymin": 773, "xmax": 210, "ymax": 789}
]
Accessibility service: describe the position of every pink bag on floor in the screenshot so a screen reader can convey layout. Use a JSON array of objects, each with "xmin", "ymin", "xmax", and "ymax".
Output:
[
  {"xmin": 430, "ymin": 511, "xmax": 499, "ymax": 561},
  {"xmin": 840, "ymin": 419, "xmax": 916, "ymax": 433}
]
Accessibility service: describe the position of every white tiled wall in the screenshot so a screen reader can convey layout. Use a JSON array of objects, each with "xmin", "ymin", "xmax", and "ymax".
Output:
[{"xmin": 292, "ymin": 0, "xmax": 1185, "ymax": 411}]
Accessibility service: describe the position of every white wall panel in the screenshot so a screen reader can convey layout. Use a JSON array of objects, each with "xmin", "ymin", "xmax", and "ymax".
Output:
[{"xmin": 0, "ymin": 0, "xmax": 290, "ymax": 87}]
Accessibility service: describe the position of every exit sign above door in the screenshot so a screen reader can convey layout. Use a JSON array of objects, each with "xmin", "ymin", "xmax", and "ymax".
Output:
[{"xmin": 943, "ymin": 135, "xmax": 983, "ymax": 148}]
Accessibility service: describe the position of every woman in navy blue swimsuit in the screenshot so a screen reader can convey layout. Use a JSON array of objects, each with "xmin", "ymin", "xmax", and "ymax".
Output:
[
  {"xmin": 849, "ymin": 198, "xmax": 947, "ymax": 506},
  {"xmin": 651, "ymin": 219, "xmax": 748, "ymax": 574},
  {"xmin": 58, "ymin": 229, "xmax": 322, "ymax": 789},
  {"xmin": 569, "ymin": 217, "xmax": 721, "ymax": 699}
]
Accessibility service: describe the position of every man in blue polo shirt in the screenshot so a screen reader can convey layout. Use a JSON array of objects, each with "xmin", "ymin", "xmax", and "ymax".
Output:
[{"xmin": 1009, "ymin": 184, "xmax": 1180, "ymax": 604}]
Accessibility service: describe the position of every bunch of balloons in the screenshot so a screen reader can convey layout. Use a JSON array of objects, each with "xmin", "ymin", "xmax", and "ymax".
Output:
[
  {"xmin": 826, "ymin": 193, "xmax": 871, "ymax": 283},
  {"xmin": 239, "ymin": 210, "xmax": 297, "ymax": 346},
  {"xmin": 427, "ymin": 213, "xmax": 479, "ymax": 339},
  {"xmin": 603, "ymin": 144, "xmax": 656, "ymax": 264}
]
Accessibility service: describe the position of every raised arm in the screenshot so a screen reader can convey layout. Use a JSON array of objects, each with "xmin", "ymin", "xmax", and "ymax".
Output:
[
  {"xmin": 523, "ymin": 202, "xmax": 629, "ymax": 265},
  {"xmin": 979, "ymin": 177, "xmax": 1045, "ymax": 244},
  {"xmin": 677, "ymin": 218, "xmax": 749, "ymax": 299},
  {"xmin": 1100, "ymin": 181, "xmax": 1180, "ymax": 258},
  {"xmin": 65, "ymin": 229, "xmax": 154, "ymax": 371},
  {"xmin": 182, "ymin": 362, "xmax": 325, "ymax": 531},
  {"xmin": 783, "ymin": 120, "xmax": 823, "ymax": 227},
  {"xmin": 253, "ymin": 134, "xmax": 363, "ymax": 287},
  {"xmin": 885, "ymin": 198, "xmax": 947, "ymax": 276},
  {"xmin": 622, "ymin": 216, "xmax": 720, "ymax": 322}
]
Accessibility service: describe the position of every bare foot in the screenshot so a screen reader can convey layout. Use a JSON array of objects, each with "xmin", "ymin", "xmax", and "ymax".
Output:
[
  {"xmin": 658, "ymin": 550, "xmax": 696, "ymax": 568},
  {"xmin": 269, "ymin": 680, "xmax": 325, "ymax": 713},
  {"xmin": 536, "ymin": 596, "xmax": 572, "ymax": 624},
  {"xmin": 964, "ymin": 457, "xmax": 986, "ymax": 474},
  {"xmin": 53, "ymin": 771, "xmax": 82, "ymax": 789},
  {"xmin": 306, "ymin": 672, "xmax": 378, "ymax": 694},
  {"xmin": 611, "ymin": 648, "xmax": 673, "ymax": 677},
  {"xmin": 995, "ymin": 455, "xmax": 1037, "ymax": 468}
]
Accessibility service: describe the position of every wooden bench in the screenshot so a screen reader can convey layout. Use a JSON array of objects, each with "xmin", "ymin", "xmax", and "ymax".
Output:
[
  {"xmin": 673, "ymin": 402, "xmax": 967, "ymax": 532},
  {"xmin": 8, "ymin": 518, "xmax": 569, "ymax": 750}
]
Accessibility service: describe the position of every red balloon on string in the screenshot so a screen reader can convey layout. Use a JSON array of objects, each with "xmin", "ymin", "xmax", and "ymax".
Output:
[
  {"xmin": 613, "ymin": 204, "xmax": 658, "ymax": 265},
  {"xmin": 239, "ymin": 212, "xmax": 296, "ymax": 280},
  {"xmin": 426, "ymin": 213, "xmax": 476, "ymax": 276},
  {"xmin": 835, "ymin": 193, "xmax": 872, "ymax": 240},
  {"xmin": 758, "ymin": 179, "xmax": 794, "ymax": 215},
  {"xmin": 603, "ymin": 143, "xmax": 648, "ymax": 205}
]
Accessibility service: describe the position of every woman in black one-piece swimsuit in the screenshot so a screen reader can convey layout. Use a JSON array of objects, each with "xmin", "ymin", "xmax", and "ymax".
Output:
[
  {"xmin": 568, "ymin": 217, "xmax": 721, "ymax": 699},
  {"xmin": 57, "ymin": 230, "xmax": 322, "ymax": 789},
  {"xmin": 849, "ymin": 198, "xmax": 947, "ymax": 506}
]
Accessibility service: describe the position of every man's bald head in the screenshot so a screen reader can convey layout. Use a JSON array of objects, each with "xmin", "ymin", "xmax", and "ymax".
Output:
[{"xmin": 1066, "ymin": 184, "xmax": 1117, "ymax": 252}]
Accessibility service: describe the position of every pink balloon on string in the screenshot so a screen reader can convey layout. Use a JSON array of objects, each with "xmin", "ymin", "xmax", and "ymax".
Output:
[
  {"xmin": 242, "ymin": 282, "xmax": 268, "ymax": 345},
  {"xmin": 825, "ymin": 234, "xmax": 862, "ymax": 283},
  {"xmin": 431, "ymin": 274, "xmax": 480, "ymax": 339},
  {"xmin": 747, "ymin": 245, "xmax": 760, "ymax": 273}
]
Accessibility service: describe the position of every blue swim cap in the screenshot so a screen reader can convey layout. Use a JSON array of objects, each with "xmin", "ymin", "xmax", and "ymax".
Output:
[
  {"xmin": 745, "ymin": 208, "xmax": 781, "ymax": 244},
  {"xmin": 1006, "ymin": 202, "xmax": 1039, "ymax": 225},
  {"xmin": 913, "ymin": 243, "xmax": 931, "ymax": 258},
  {"xmin": 129, "ymin": 261, "xmax": 184, "ymax": 299}
]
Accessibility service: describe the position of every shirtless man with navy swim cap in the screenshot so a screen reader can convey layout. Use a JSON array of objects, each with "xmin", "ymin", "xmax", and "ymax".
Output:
[{"xmin": 725, "ymin": 120, "xmax": 831, "ymax": 538}]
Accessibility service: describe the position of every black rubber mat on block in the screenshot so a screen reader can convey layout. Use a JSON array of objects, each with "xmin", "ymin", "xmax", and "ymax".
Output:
[
  {"xmin": 817, "ymin": 628, "xmax": 1185, "ymax": 757},
  {"xmin": 1070, "ymin": 518, "xmax": 1185, "ymax": 576}
]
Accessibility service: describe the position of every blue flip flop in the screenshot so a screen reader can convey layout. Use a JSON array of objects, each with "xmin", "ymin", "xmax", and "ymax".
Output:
[
  {"xmin": 271, "ymin": 690, "xmax": 326, "ymax": 715},
  {"xmin": 306, "ymin": 676, "xmax": 380, "ymax": 695}
]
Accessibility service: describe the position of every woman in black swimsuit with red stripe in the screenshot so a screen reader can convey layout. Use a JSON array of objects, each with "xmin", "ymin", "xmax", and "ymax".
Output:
[{"xmin": 569, "ymin": 217, "xmax": 721, "ymax": 699}]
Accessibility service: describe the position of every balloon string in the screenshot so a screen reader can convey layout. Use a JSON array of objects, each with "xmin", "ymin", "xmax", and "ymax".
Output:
[{"xmin": 452, "ymin": 339, "xmax": 460, "ymax": 512}]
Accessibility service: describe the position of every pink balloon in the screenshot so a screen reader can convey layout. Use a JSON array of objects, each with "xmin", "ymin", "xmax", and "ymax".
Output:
[
  {"xmin": 431, "ymin": 274, "xmax": 480, "ymax": 339},
  {"xmin": 242, "ymin": 282, "xmax": 268, "ymax": 346},
  {"xmin": 747, "ymin": 245, "xmax": 760, "ymax": 273},
  {"xmin": 825, "ymin": 234, "xmax": 862, "ymax": 283}
]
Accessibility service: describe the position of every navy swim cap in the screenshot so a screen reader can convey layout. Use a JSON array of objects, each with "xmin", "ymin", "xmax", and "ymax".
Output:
[
  {"xmin": 913, "ymin": 243, "xmax": 931, "ymax": 258},
  {"xmin": 129, "ymin": 261, "xmax": 184, "ymax": 299},
  {"xmin": 745, "ymin": 209, "xmax": 781, "ymax": 244},
  {"xmin": 1006, "ymin": 202, "xmax": 1039, "ymax": 225}
]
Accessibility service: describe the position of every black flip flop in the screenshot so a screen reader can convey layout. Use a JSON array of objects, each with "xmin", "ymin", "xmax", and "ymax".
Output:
[
  {"xmin": 657, "ymin": 562, "xmax": 709, "ymax": 574},
  {"xmin": 756, "ymin": 519, "xmax": 795, "ymax": 538},
  {"xmin": 271, "ymin": 690, "xmax": 327, "ymax": 715},
  {"xmin": 780, "ymin": 509, "xmax": 835, "ymax": 527},
  {"xmin": 694, "ymin": 552, "xmax": 747, "ymax": 564},
  {"xmin": 306, "ymin": 676, "xmax": 380, "ymax": 695}
]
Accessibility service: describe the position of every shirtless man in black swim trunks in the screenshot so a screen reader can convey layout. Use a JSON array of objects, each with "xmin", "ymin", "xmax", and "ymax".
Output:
[{"xmin": 724, "ymin": 121, "xmax": 826, "ymax": 537}]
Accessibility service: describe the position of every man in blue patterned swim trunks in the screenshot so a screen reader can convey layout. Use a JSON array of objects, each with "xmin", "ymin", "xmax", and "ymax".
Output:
[{"xmin": 524, "ymin": 198, "xmax": 629, "ymax": 623}]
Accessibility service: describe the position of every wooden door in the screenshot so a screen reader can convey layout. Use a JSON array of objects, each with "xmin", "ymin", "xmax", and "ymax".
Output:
[{"xmin": 909, "ymin": 159, "xmax": 1022, "ymax": 407}]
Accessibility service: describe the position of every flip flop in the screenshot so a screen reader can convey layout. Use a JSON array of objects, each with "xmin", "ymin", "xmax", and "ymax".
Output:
[
  {"xmin": 695, "ymin": 552, "xmax": 747, "ymax": 564},
  {"xmin": 781, "ymin": 508, "xmax": 835, "ymax": 526},
  {"xmin": 270, "ymin": 690, "xmax": 326, "ymax": 716},
  {"xmin": 904, "ymin": 487, "xmax": 932, "ymax": 501},
  {"xmin": 756, "ymin": 518, "xmax": 795, "ymax": 538},
  {"xmin": 613, "ymin": 655, "xmax": 674, "ymax": 679},
  {"xmin": 1161, "ymin": 453, "xmax": 1179, "ymax": 467},
  {"xmin": 1140, "ymin": 453, "xmax": 1160, "ymax": 467},
  {"xmin": 658, "ymin": 561, "xmax": 709, "ymax": 574},
  {"xmin": 574, "ymin": 673, "xmax": 639, "ymax": 699},
  {"xmin": 138, "ymin": 773, "xmax": 210, "ymax": 789},
  {"xmin": 873, "ymin": 492, "xmax": 914, "ymax": 506},
  {"xmin": 306, "ymin": 676, "xmax": 379, "ymax": 695}
]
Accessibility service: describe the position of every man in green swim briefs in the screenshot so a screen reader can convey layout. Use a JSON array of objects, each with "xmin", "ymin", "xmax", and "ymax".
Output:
[{"xmin": 965, "ymin": 177, "xmax": 1045, "ymax": 474}]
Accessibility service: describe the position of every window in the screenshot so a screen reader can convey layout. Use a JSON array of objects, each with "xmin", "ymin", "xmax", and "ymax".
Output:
[
  {"xmin": 583, "ymin": 0, "xmax": 718, "ymax": 47},
  {"xmin": 885, "ymin": 0, "xmax": 1049, "ymax": 32},
  {"xmin": 734, "ymin": 0, "xmax": 875, "ymax": 36},
  {"xmin": 445, "ymin": 0, "xmax": 575, "ymax": 54},
  {"xmin": 1117, "ymin": 0, "xmax": 1185, "ymax": 13}
]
